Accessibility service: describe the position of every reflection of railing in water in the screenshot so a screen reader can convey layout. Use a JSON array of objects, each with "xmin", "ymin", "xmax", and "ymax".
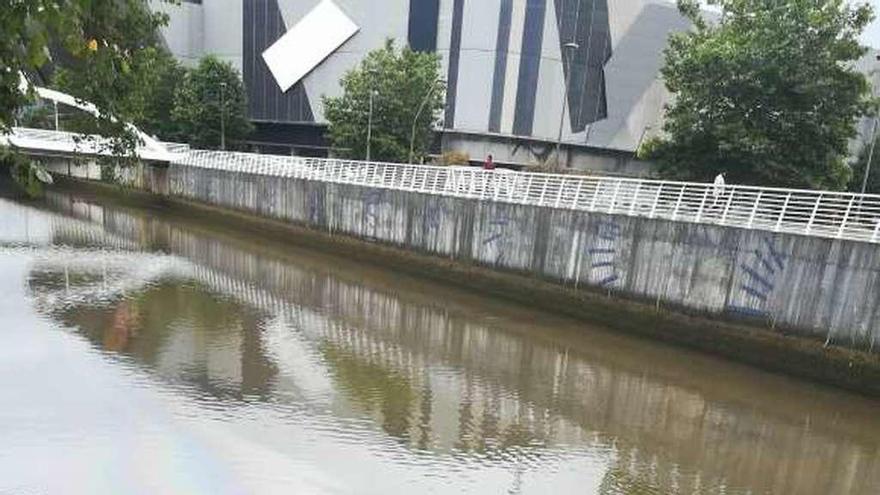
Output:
[
  {"xmin": 176, "ymin": 150, "xmax": 880, "ymax": 244},
  {"xmin": 31, "ymin": 194, "xmax": 880, "ymax": 494}
]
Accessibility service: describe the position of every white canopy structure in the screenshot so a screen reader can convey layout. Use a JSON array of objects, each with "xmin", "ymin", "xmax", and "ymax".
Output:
[{"xmin": 0, "ymin": 80, "xmax": 175, "ymax": 163}]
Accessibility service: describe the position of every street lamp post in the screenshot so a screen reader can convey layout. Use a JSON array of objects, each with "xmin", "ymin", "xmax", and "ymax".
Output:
[
  {"xmin": 861, "ymin": 55, "xmax": 880, "ymax": 194},
  {"xmin": 555, "ymin": 42, "xmax": 579, "ymax": 170},
  {"xmin": 409, "ymin": 78, "xmax": 445, "ymax": 164},
  {"xmin": 863, "ymin": 120, "xmax": 878, "ymax": 194},
  {"xmin": 366, "ymin": 69, "xmax": 378, "ymax": 162},
  {"xmin": 366, "ymin": 88, "xmax": 374, "ymax": 161},
  {"xmin": 219, "ymin": 81, "xmax": 227, "ymax": 151}
]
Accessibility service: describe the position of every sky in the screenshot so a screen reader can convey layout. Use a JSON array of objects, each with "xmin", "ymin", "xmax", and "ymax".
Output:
[{"xmin": 862, "ymin": 0, "xmax": 880, "ymax": 47}]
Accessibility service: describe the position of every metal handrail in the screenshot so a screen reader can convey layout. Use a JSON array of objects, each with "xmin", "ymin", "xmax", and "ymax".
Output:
[
  {"xmin": 6, "ymin": 127, "xmax": 879, "ymax": 244},
  {"xmin": 4, "ymin": 127, "xmax": 175, "ymax": 162},
  {"xmin": 174, "ymin": 150, "xmax": 880, "ymax": 244}
]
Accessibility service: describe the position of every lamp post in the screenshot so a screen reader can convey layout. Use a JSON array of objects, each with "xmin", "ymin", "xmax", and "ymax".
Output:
[
  {"xmin": 864, "ymin": 120, "xmax": 877, "ymax": 195},
  {"xmin": 861, "ymin": 54, "xmax": 880, "ymax": 194},
  {"xmin": 555, "ymin": 42, "xmax": 579, "ymax": 170},
  {"xmin": 409, "ymin": 78, "xmax": 445, "ymax": 164},
  {"xmin": 219, "ymin": 81, "xmax": 227, "ymax": 151},
  {"xmin": 366, "ymin": 68, "xmax": 378, "ymax": 162}
]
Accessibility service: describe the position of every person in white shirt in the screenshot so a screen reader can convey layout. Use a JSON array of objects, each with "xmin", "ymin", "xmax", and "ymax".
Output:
[{"xmin": 712, "ymin": 172, "xmax": 726, "ymax": 207}]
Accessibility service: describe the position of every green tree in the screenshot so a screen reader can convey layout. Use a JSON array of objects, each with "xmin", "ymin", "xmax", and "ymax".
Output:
[
  {"xmin": 139, "ymin": 50, "xmax": 188, "ymax": 142},
  {"xmin": 323, "ymin": 39, "xmax": 445, "ymax": 163},
  {"xmin": 171, "ymin": 56, "xmax": 252, "ymax": 150},
  {"xmin": 641, "ymin": 0, "xmax": 875, "ymax": 190},
  {"xmin": 2, "ymin": 0, "xmax": 174, "ymax": 156}
]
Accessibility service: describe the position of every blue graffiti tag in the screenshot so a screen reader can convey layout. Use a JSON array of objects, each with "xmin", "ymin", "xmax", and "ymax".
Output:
[
  {"xmin": 308, "ymin": 189, "xmax": 321, "ymax": 224},
  {"xmin": 727, "ymin": 236, "xmax": 786, "ymax": 317},
  {"xmin": 363, "ymin": 189, "xmax": 385, "ymax": 229},
  {"xmin": 590, "ymin": 220, "xmax": 621, "ymax": 288},
  {"xmin": 482, "ymin": 214, "xmax": 511, "ymax": 264},
  {"xmin": 424, "ymin": 200, "xmax": 448, "ymax": 231}
]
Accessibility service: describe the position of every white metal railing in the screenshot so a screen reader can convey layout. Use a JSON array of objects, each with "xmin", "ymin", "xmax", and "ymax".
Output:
[
  {"xmin": 7, "ymin": 126, "xmax": 879, "ymax": 244},
  {"xmin": 178, "ymin": 150, "xmax": 880, "ymax": 244},
  {"xmin": 2, "ymin": 126, "xmax": 174, "ymax": 162}
]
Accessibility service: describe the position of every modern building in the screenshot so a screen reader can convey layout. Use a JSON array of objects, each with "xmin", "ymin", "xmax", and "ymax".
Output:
[{"xmin": 152, "ymin": 0, "xmax": 691, "ymax": 173}]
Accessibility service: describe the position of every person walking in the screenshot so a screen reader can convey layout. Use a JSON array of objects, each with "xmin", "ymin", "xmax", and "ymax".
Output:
[
  {"xmin": 483, "ymin": 154, "xmax": 495, "ymax": 170},
  {"xmin": 710, "ymin": 172, "xmax": 726, "ymax": 218},
  {"xmin": 712, "ymin": 172, "xmax": 726, "ymax": 204}
]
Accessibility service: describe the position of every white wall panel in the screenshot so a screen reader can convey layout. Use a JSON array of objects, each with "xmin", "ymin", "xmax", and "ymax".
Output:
[
  {"xmin": 453, "ymin": 0, "xmax": 502, "ymax": 132},
  {"xmin": 500, "ymin": 0, "xmax": 529, "ymax": 134},
  {"xmin": 531, "ymin": 0, "xmax": 567, "ymax": 141},
  {"xmin": 204, "ymin": 0, "xmax": 244, "ymax": 73},
  {"xmin": 150, "ymin": 0, "xmax": 204, "ymax": 67},
  {"xmin": 587, "ymin": 2, "xmax": 687, "ymax": 151},
  {"xmin": 436, "ymin": 0, "xmax": 456, "ymax": 79}
]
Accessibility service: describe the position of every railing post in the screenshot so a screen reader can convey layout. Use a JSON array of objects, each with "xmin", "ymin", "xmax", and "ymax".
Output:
[
  {"xmin": 628, "ymin": 182, "xmax": 642, "ymax": 216},
  {"xmin": 589, "ymin": 179, "xmax": 601, "ymax": 212},
  {"xmin": 608, "ymin": 179, "xmax": 622, "ymax": 213},
  {"xmin": 554, "ymin": 177, "xmax": 565, "ymax": 208},
  {"xmin": 837, "ymin": 195, "xmax": 856, "ymax": 239},
  {"xmin": 671, "ymin": 185, "xmax": 685, "ymax": 220},
  {"xmin": 571, "ymin": 179, "xmax": 583, "ymax": 210},
  {"xmin": 694, "ymin": 188, "xmax": 710, "ymax": 223},
  {"xmin": 649, "ymin": 182, "xmax": 663, "ymax": 219},
  {"xmin": 410, "ymin": 166, "xmax": 419, "ymax": 190},
  {"xmin": 524, "ymin": 175, "xmax": 534, "ymax": 203},
  {"xmin": 435, "ymin": 167, "xmax": 444, "ymax": 195},
  {"xmin": 806, "ymin": 193, "xmax": 823, "ymax": 235},
  {"xmin": 420, "ymin": 168, "xmax": 429, "ymax": 192},
  {"xmin": 539, "ymin": 177, "xmax": 549, "ymax": 205},
  {"xmin": 747, "ymin": 191, "xmax": 762, "ymax": 229},
  {"xmin": 775, "ymin": 192, "xmax": 791, "ymax": 232},
  {"xmin": 508, "ymin": 174, "xmax": 517, "ymax": 201},
  {"xmin": 720, "ymin": 187, "xmax": 735, "ymax": 225},
  {"xmin": 872, "ymin": 220, "xmax": 880, "ymax": 242}
]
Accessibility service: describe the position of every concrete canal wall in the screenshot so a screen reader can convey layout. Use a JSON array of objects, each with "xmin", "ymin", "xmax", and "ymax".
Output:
[{"xmin": 48, "ymin": 159, "xmax": 880, "ymax": 355}]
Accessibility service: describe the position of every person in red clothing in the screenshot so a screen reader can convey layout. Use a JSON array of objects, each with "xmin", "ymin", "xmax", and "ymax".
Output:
[{"xmin": 483, "ymin": 154, "xmax": 495, "ymax": 170}]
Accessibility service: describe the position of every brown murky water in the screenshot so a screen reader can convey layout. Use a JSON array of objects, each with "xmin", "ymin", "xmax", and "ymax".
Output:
[{"xmin": 1, "ymin": 186, "xmax": 878, "ymax": 494}]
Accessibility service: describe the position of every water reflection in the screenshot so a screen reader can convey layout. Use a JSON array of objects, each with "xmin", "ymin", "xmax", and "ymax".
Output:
[{"xmin": 2, "ymin": 188, "xmax": 879, "ymax": 494}]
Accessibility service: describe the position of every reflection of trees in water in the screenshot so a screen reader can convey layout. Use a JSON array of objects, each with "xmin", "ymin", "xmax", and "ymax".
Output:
[
  {"xmin": 319, "ymin": 342, "xmax": 416, "ymax": 442},
  {"xmin": 40, "ymin": 280, "xmax": 278, "ymax": 401},
  {"xmin": 26, "ymin": 191, "xmax": 880, "ymax": 495}
]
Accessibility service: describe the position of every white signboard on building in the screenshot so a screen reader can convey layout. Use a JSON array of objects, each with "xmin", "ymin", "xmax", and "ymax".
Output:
[{"xmin": 262, "ymin": 0, "xmax": 359, "ymax": 92}]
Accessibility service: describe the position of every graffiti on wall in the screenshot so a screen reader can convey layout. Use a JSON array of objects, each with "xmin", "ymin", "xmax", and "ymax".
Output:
[
  {"xmin": 590, "ymin": 219, "xmax": 622, "ymax": 288},
  {"xmin": 363, "ymin": 189, "xmax": 385, "ymax": 232},
  {"xmin": 727, "ymin": 236, "xmax": 786, "ymax": 318},
  {"xmin": 424, "ymin": 200, "xmax": 448, "ymax": 231},
  {"xmin": 482, "ymin": 213, "xmax": 511, "ymax": 265},
  {"xmin": 307, "ymin": 188, "xmax": 321, "ymax": 224}
]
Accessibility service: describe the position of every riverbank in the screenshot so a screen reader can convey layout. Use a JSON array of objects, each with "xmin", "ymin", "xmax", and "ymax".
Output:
[{"xmin": 47, "ymin": 175, "xmax": 880, "ymax": 397}]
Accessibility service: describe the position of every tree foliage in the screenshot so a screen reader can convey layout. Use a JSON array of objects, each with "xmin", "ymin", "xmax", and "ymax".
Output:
[
  {"xmin": 171, "ymin": 56, "xmax": 252, "ymax": 150},
  {"xmin": 641, "ymin": 0, "xmax": 875, "ymax": 190},
  {"xmin": 2, "ymin": 0, "xmax": 174, "ymax": 155},
  {"xmin": 137, "ymin": 50, "xmax": 188, "ymax": 142},
  {"xmin": 323, "ymin": 39, "xmax": 445, "ymax": 163}
]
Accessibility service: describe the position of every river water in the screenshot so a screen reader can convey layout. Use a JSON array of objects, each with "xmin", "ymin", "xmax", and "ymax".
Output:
[{"xmin": 0, "ymin": 186, "xmax": 878, "ymax": 494}]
